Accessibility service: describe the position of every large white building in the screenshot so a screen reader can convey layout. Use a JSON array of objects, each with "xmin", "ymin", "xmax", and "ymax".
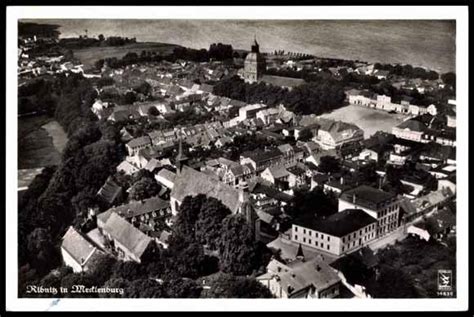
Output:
[{"xmin": 338, "ymin": 185, "xmax": 400, "ymax": 238}]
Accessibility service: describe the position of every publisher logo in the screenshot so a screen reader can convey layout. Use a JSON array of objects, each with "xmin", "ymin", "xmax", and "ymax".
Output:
[{"xmin": 438, "ymin": 269, "xmax": 452, "ymax": 292}]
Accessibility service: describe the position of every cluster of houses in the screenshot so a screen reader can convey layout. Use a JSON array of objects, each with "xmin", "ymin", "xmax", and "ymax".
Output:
[{"xmin": 56, "ymin": 38, "xmax": 456, "ymax": 299}]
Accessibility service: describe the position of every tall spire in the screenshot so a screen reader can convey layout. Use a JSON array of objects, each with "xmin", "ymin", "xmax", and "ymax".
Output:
[{"xmin": 176, "ymin": 134, "xmax": 188, "ymax": 176}]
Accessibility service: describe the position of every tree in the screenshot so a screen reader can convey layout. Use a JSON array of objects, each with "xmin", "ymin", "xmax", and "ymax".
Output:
[
  {"xmin": 205, "ymin": 273, "xmax": 273, "ymax": 298},
  {"xmin": 26, "ymin": 228, "xmax": 59, "ymax": 275},
  {"xmin": 86, "ymin": 254, "xmax": 117, "ymax": 286},
  {"xmin": 164, "ymin": 278, "xmax": 203, "ymax": 298},
  {"xmin": 366, "ymin": 267, "xmax": 418, "ymax": 298},
  {"xmin": 112, "ymin": 260, "xmax": 145, "ymax": 281},
  {"xmin": 286, "ymin": 186, "xmax": 337, "ymax": 220},
  {"xmin": 219, "ymin": 215, "xmax": 263, "ymax": 276},
  {"xmin": 123, "ymin": 279, "xmax": 167, "ymax": 298},
  {"xmin": 148, "ymin": 106, "xmax": 160, "ymax": 116},
  {"xmin": 441, "ymin": 72, "xmax": 456, "ymax": 89},
  {"xmin": 164, "ymin": 235, "xmax": 216, "ymax": 278},
  {"xmin": 129, "ymin": 177, "xmax": 161, "ymax": 201},
  {"xmin": 298, "ymin": 128, "xmax": 313, "ymax": 141},
  {"xmin": 173, "ymin": 195, "xmax": 207, "ymax": 238},
  {"xmin": 318, "ymin": 155, "xmax": 341, "ymax": 174},
  {"xmin": 60, "ymin": 273, "xmax": 96, "ymax": 298},
  {"xmin": 99, "ymin": 278, "xmax": 129, "ymax": 298},
  {"xmin": 195, "ymin": 196, "xmax": 231, "ymax": 249}
]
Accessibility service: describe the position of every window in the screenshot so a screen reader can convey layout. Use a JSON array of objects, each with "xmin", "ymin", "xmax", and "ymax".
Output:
[
  {"xmin": 303, "ymin": 238, "xmax": 306, "ymax": 243},
  {"xmin": 321, "ymin": 234, "xmax": 324, "ymax": 239},
  {"xmin": 294, "ymin": 227, "xmax": 298, "ymax": 232},
  {"xmin": 342, "ymin": 246, "xmax": 345, "ymax": 252},
  {"xmin": 321, "ymin": 243, "xmax": 324, "ymax": 249},
  {"xmin": 342, "ymin": 237, "xmax": 345, "ymax": 243},
  {"xmin": 309, "ymin": 231, "xmax": 312, "ymax": 236},
  {"xmin": 316, "ymin": 233, "xmax": 319, "ymax": 238},
  {"xmin": 294, "ymin": 235, "xmax": 298, "ymax": 240},
  {"xmin": 327, "ymin": 245, "xmax": 330, "ymax": 250},
  {"xmin": 309, "ymin": 239, "xmax": 312, "ymax": 244},
  {"xmin": 315, "ymin": 241, "xmax": 318, "ymax": 247},
  {"xmin": 327, "ymin": 236, "xmax": 330, "ymax": 241}
]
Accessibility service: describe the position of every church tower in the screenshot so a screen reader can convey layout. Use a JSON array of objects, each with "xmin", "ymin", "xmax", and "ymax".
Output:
[
  {"xmin": 243, "ymin": 36, "xmax": 266, "ymax": 83},
  {"xmin": 176, "ymin": 136, "xmax": 188, "ymax": 176}
]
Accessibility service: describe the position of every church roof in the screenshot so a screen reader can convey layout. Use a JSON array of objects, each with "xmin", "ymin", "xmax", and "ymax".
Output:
[{"xmin": 171, "ymin": 166, "xmax": 242, "ymax": 213}]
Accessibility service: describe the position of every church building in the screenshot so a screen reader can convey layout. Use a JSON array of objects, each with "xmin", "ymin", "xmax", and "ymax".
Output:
[
  {"xmin": 242, "ymin": 37, "xmax": 305, "ymax": 90},
  {"xmin": 243, "ymin": 37, "xmax": 267, "ymax": 83}
]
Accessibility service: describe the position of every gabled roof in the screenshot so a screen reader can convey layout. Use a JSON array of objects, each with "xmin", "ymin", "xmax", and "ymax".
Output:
[
  {"xmin": 267, "ymin": 166, "xmax": 289, "ymax": 179},
  {"xmin": 97, "ymin": 176, "xmax": 122, "ymax": 205},
  {"xmin": 277, "ymin": 258, "xmax": 341, "ymax": 295},
  {"xmin": 396, "ymin": 119, "xmax": 426, "ymax": 132},
  {"xmin": 156, "ymin": 168, "xmax": 176, "ymax": 184},
  {"xmin": 106, "ymin": 197, "xmax": 170, "ymax": 219},
  {"xmin": 102, "ymin": 212, "xmax": 153, "ymax": 259},
  {"xmin": 171, "ymin": 166, "xmax": 242, "ymax": 213},
  {"xmin": 62, "ymin": 226, "xmax": 102, "ymax": 267},
  {"xmin": 242, "ymin": 148, "xmax": 283, "ymax": 164},
  {"xmin": 127, "ymin": 136, "xmax": 151, "ymax": 149},
  {"xmin": 278, "ymin": 143, "xmax": 294, "ymax": 154}
]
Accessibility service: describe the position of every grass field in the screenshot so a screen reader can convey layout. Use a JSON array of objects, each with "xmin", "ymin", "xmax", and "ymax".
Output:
[
  {"xmin": 18, "ymin": 116, "xmax": 68, "ymax": 189},
  {"xmin": 73, "ymin": 42, "xmax": 180, "ymax": 70},
  {"xmin": 319, "ymin": 104, "xmax": 408, "ymax": 139}
]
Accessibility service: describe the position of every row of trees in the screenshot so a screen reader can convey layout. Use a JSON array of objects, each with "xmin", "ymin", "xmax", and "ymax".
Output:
[
  {"xmin": 58, "ymin": 35, "xmax": 137, "ymax": 50},
  {"xmin": 373, "ymin": 63, "xmax": 440, "ymax": 81},
  {"xmin": 95, "ymin": 43, "xmax": 236, "ymax": 70},
  {"xmin": 213, "ymin": 75, "xmax": 346, "ymax": 116},
  {"xmin": 18, "ymin": 73, "xmax": 126, "ymax": 294}
]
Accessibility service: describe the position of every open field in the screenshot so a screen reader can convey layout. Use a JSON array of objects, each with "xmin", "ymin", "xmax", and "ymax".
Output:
[
  {"xmin": 18, "ymin": 116, "xmax": 68, "ymax": 189},
  {"xmin": 73, "ymin": 42, "xmax": 181, "ymax": 70},
  {"xmin": 319, "ymin": 104, "xmax": 408, "ymax": 139}
]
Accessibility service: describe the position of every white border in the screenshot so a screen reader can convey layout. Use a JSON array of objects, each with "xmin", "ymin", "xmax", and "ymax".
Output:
[{"xmin": 6, "ymin": 6, "xmax": 469, "ymax": 312}]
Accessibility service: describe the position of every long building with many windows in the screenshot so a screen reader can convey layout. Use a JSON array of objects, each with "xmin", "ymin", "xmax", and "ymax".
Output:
[
  {"xmin": 338, "ymin": 185, "xmax": 400, "ymax": 238},
  {"xmin": 291, "ymin": 209, "xmax": 378, "ymax": 256}
]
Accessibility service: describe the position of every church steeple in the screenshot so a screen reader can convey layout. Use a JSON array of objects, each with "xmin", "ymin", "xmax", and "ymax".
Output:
[
  {"xmin": 251, "ymin": 35, "xmax": 260, "ymax": 53},
  {"xmin": 176, "ymin": 135, "xmax": 188, "ymax": 176}
]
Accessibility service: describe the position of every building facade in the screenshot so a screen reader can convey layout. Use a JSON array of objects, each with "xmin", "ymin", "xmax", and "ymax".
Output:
[{"xmin": 339, "ymin": 185, "xmax": 400, "ymax": 238}]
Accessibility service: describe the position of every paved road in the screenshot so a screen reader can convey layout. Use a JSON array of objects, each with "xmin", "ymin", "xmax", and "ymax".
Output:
[{"xmin": 368, "ymin": 226, "xmax": 408, "ymax": 251}]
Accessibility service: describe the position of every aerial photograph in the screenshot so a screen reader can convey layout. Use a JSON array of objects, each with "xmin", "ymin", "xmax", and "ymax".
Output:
[{"xmin": 16, "ymin": 17, "xmax": 457, "ymax": 301}]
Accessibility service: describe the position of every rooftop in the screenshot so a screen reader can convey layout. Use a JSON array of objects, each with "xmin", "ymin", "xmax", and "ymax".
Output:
[
  {"xmin": 171, "ymin": 166, "xmax": 242, "ymax": 213},
  {"xmin": 106, "ymin": 197, "xmax": 170, "ymax": 219},
  {"xmin": 340, "ymin": 185, "xmax": 396, "ymax": 209},
  {"xmin": 61, "ymin": 226, "xmax": 101, "ymax": 266},
  {"xmin": 102, "ymin": 212, "xmax": 153, "ymax": 259},
  {"xmin": 294, "ymin": 209, "xmax": 377, "ymax": 237}
]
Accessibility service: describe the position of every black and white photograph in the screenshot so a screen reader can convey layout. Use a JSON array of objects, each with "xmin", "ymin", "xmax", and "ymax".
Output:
[{"xmin": 5, "ymin": 5, "xmax": 469, "ymax": 312}]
